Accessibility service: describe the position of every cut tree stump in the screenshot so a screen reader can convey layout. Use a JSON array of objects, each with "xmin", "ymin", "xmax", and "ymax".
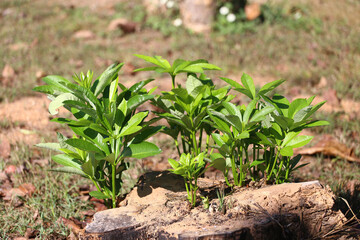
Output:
[
  {"xmin": 79, "ymin": 171, "xmax": 346, "ymax": 240},
  {"xmin": 180, "ymin": 0, "xmax": 215, "ymax": 33}
]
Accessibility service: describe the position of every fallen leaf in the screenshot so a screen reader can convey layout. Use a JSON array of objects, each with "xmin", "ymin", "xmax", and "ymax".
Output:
[
  {"xmin": 25, "ymin": 228, "xmax": 39, "ymax": 238},
  {"xmin": 13, "ymin": 237, "xmax": 27, "ymax": 240},
  {"xmin": 296, "ymin": 134, "xmax": 360, "ymax": 163},
  {"xmin": 92, "ymin": 201, "xmax": 107, "ymax": 212},
  {"xmin": 18, "ymin": 183, "xmax": 36, "ymax": 197},
  {"xmin": 31, "ymin": 158, "xmax": 49, "ymax": 167},
  {"xmin": 57, "ymin": 217, "xmax": 82, "ymax": 234},
  {"xmin": 107, "ymin": 18, "xmax": 137, "ymax": 33},
  {"xmin": 4, "ymin": 188, "xmax": 26, "ymax": 201},
  {"xmin": 122, "ymin": 62, "xmax": 136, "ymax": 75},
  {"xmin": 245, "ymin": 3, "xmax": 261, "ymax": 21},
  {"xmin": 81, "ymin": 209, "xmax": 95, "ymax": 217},
  {"xmin": 73, "ymin": 30, "xmax": 95, "ymax": 40},
  {"xmin": 36, "ymin": 70, "xmax": 47, "ymax": 80},
  {"xmin": 2, "ymin": 64, "xmax": 15, "ymax": 79},
  {"xmin": 5, "ymin": 165, "xmax": 17, "ymax": 174}
]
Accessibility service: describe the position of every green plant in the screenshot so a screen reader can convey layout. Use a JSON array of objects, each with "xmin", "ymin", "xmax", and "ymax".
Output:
[
  {"xmin": 168, "ymin": 152, "xmax": 208, "ymax": 207},
  {"xmin": 201, "ymin": 195, "xmax": 210, "ymax": 210},
  {"xmin": 208, "ymin": 74, "xmax": 328, "ymax": 185},
  {"xmin": 216, "ymin": 188, "xmax": 225, "ymax": 213},
  {"xmin": 33, "ymin": 63, "xmax": 162, "ymax": 208},
  {"xmin": 135, "ymin": 55, "xmax": 230, "ymax": 157}
]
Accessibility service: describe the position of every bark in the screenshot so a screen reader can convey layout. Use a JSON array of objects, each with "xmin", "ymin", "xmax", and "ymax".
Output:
[{"xmin": 79, "ymin": 171, "xmax": 346, "ymax": 240}]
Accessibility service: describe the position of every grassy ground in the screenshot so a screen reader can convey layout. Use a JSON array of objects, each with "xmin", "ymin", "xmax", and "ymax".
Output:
[{"xmin": 1, "ymin": 0, "xmax": 360, "ymax": 238}]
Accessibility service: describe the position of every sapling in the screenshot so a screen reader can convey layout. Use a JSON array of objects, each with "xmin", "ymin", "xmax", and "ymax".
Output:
[
  {"xmin": 168, "ymin": 152, "xmax": 209, "ymax": 207},
  {"xmin": 34, "ymin": 63, "xmax": 162, "ymax": 208},
  {"xmin": 135, "ymin": 54, "xmax": 233, "ymax": 158}
]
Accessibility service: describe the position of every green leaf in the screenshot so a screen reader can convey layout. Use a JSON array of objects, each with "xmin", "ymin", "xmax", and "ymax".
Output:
[
  {"xmin": 281, "ymin": 132, "xmax": 300, "ymax": 147},
  {"xmin": 65, "ymin": 139, "xmax": 103, "ymax": 154},
  {"xmin": 93, "ymin": 63, "xmax": 124, "ymax": 97},
  {"xmin": 122, "ymin": 141, "xmax": 161, "ymax": 159},
  {"xmin": 52, "ymin": 154, "xmax": 82, "ymax": 169},
  {"xmin": 256, "ymin": 132, "xmax": 274, "ymax": 146},
  {"xmin": 243, "ymin": 99, "xmax": 257, "ymax": 123},
  {"xmin": 118, "ymin": 112, "xmax": 148, "ymax": 137},
  {"xmin": 258, "ymin": 79, "xmax": 286, "ymax": 96},
  {"xmin": 89, "ymin": 191, "xmax": 109, "ymax": 199},
  {"xmin": 104, "ymin": 153, "xmax": 116, "ymax": 165},
  {"xmin": 250, "ymin": 106, "xmax": 275, "ymax": 123},
  {"xmin": 186, "ymin": 75, "xmax": 203, "ymax": 95},
  {"xmin": 50, "ymin": 166, "xmax": 87, "ymax": 177},
  {"xmin": 49, "ymin": 93, "xmax": 80, "ymax": 115},
  {"xmin": 127, "ymin": 95, "xmax": 154, "ymax": 112},
  {"xmin": 288, "ymin": 98, "xmax": 308, "ymax": 119},
  {"xmin": 133, "ymin": 66, "xmax": 160, "ymax": 73},
  {"xmin": 241, "ymin": 73, "xmax": 256, "ymax": 99},
  {"xmin": 168, "ymin": 158, "xmax": 180, "ymax": 169},
  {"xmin": 35, "ymin": 142, "xmax": 62, "ymax": 152},
  {"xmin": 223, "ymin": 102, "xmax": 241, "ymax": 118},
  {"xmin": 220, "ymin": 77, "xmax": 242, "ymax": 89},
  {"xmin": 287, "ymin": 135, "xmax": 313, "ymax": 148},
  {"xmin": 280, "ymin": 146, "xmax": 294, "ymax": 156},
  {"xmin": 135, "ymin": 54, "xmax": 171, "ymax": 69}
]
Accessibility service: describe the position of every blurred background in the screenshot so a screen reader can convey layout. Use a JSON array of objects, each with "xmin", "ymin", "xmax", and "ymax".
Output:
[{"xmin": 0, "ymin": 0, "xmax": 359, "ymax": 238}]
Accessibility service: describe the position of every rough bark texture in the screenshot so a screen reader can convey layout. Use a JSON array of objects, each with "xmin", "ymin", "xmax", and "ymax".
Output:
[
  {"xmin": 79, "ymin": 171, "xmax": 346, "ymax": 240},
  {"xmin": 180, "ymin": 0, "xmax": 215, "ymax": 33}
]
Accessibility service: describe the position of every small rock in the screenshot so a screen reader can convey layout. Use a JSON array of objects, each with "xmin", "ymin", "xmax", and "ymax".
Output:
[
  {"xmin": 245, "ymin": 3, "xmax": 261, "ymax": 21},
  {"xmin": 73, "ymin": 30, "xmax": 95, "ymax": 40},
  {"xmin": 107, "ymin": 18, "xmax": 137, "ymax": 34}
]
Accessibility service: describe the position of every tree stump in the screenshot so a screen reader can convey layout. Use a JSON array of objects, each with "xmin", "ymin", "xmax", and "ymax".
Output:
[
  {"xmin": 180, "ymin": 0, "xmax": 215, "ymax": 33},
  {"xmin": 79, "ymin": 171, "xmax": 346, "ymax": 239}
]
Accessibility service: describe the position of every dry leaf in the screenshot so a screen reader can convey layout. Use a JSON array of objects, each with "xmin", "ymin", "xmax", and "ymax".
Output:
[
  {"xmin": 18, "ymin": 183, "xmax": 36, "ymax": 197},
  {"xmin": 57, "ymin": 217, "xmax": 82, "ymax": 234},
  {"xmin": 73, "ymin": 30, "xmax": 95, "ymax": 40},
  {"xmin": 25, "ymin": 228, "xmax": 39, "ymax": 238},
  {"xmin": 5, "ymin": 165, "xmax": 17, "ymax": 174},
  {"xmin": 296, "ymin": 134, "xmax": 360, "ymax": 163},
  {"xmin": 107, "ymin": 18, "xmax": 137, "ymax": 33}
]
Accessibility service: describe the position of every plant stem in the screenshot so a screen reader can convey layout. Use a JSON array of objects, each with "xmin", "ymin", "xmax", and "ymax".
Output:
[
  {"xmin": 171, "ymin": 75, "xmax": 176, "ymax": 89},
  {"xmin": 267, "ymin": 148, "xmax": 280, "ymax": 181},
  {"xmin": 174, "ymin": 138, "xmax": 181, "ymax": 156},
  {"xmin": 230, "ymin": 148, "xmax": 238, "ymax": 186},
  {"xmin": 192, "ymin": 131, "xmax": 199, "ymax": 155},
  {"xmin": 111, "ymin": 164, "xmax": 116, "ymax": 208}
]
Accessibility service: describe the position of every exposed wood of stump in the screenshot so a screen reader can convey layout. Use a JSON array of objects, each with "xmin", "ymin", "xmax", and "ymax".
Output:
[
  {"xmin": 79, "ymin": 171, "xmax": 346, "ymax": 239},
  {"xmin": 180, "ymin": 0, "xmax": 215, "ymax": 33}
]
